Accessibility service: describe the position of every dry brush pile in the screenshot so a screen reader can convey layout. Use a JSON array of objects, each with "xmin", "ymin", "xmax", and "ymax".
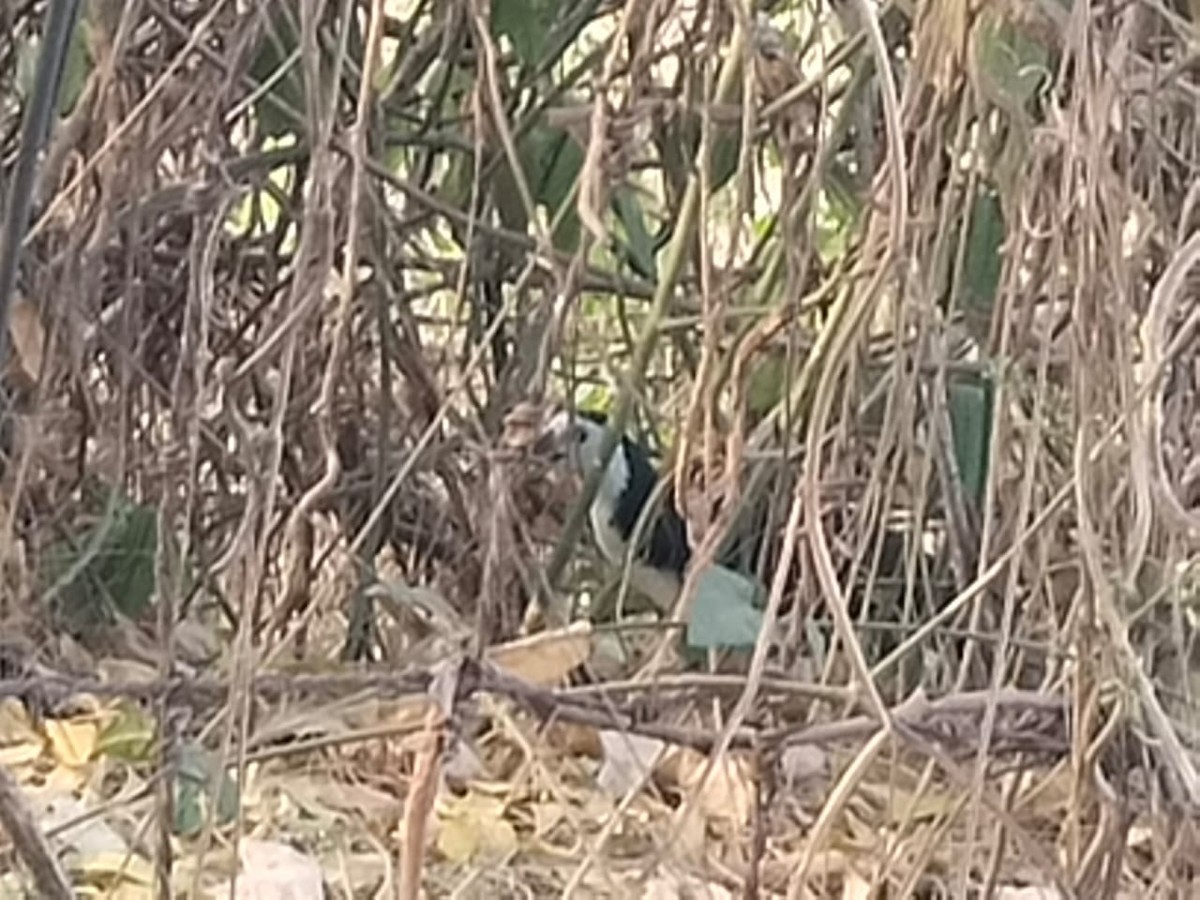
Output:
[{"xmin": 0, "ymin": 0, "xmax": 1198, "ymax": 897}]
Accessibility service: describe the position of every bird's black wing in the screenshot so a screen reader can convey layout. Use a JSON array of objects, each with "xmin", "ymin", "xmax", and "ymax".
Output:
[{"xmin": 610, "ymin": 435, "xmax": 691, "ymax": 577}]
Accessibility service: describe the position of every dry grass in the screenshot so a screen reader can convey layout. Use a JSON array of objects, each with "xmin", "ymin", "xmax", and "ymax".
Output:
[{"xmin": 0, "ymin": 0, "xmax": 1198, "ymax": 896}]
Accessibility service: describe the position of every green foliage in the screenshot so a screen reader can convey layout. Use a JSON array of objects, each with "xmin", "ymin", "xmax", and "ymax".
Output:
[
  {"xmin": 948, "ymin": 371, "xmax": 995, "ymax": 505},
  {"xmin": 520, "ymin": 123, "xmax": 585, "ymax": 251},
  {"xmin": 686, "ymin": 566, "xmax": 765, "ymax": 650},
  {"xmin": 817, "ymin": 188, "xmax": 860, "ymax": 265},
  {"xmin": 962, "ymin": 189, "xmax": 1003, "ymax": 309},
  {"xmin": 612, "ymin": 186, "xmax": 657, "ymax": 279},
  {"xmin": 96, "ymin": 703, "xmax": 156, "ymax": 763},
  {"xmin": 959, "ymin": 187, "xmax": 1004, "ymax": 343},
  {"xmin": 658, "ymin": 110, "xmax": 742, "ymax": 197},
  {"xmin": 973, "ymin": 17, "xmax": 1051, "ymax": 116},
  {"xmin": 710, "ymin": 131, "xmax": 742, "ymax": 193},
  {"xmin": 973, "ymin": 16, "xmax": 1052, "ymax": 195},
  {"xmin": 574, "ymin": 381, "xmax": 614, "ymax": 412},
  {"xmin": 491, "ymin": 0, "xmax": 560, "ymax": 66},
  {"xmin": 173, "ymin": 742, "xmax": 239, "ymax": 836},
  {"xmin": 247, "ymin": 9, "xmax": 305, "ymax": 138},
  {"xmin": 225, "ymin": 139, "xmax": 295, "ymax": 238},
  {"xmin": 15, "ymin": 11, "xmax": 91, "ymax": 115},
  {"xmin": 747, "ymin": 351, "xmax": 787, "ymax": 419},
  {"xmin": 58, "ymin": 13, "xmax": 91, "ymax": 115},
  {"xmin": 42, "ymin": 491, "xmax": 159, "ymax": 632}
]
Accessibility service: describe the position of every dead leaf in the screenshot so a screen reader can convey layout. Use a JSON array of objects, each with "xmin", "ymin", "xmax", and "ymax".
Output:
[
  {"xmin": 645, "ymin": 870, "xmax": 735, "ymax": 899},
  {"xmin": 45, "ymin": 717, "xmax": 99, "ymax": 768},
  {"xmin": 0, "ymin": 698, "xmax": 44, "ymax": 764},
  {"xmin": 661, "ymin": 748, "xmax": 756, "ymax": 826},
  {"xmin": 0, "ymin": 741, "xmax": 42, "ymax": 766},
  {"xmin": 232, "ymin": 839, "xmax": 324, "ymax": 900},
  {"xmin": 780, "ymin": 744, "xmax": 828, "ymax": 787},
  {"xmin": 435, "ymin": 791, "xmax": 518, "ymax": 863},
  {"xmin": 436, "ymin": 813, "xmax": 479, "ymax": 864},
  {"xmin": 92, "ymin": 884, "xmax": 155, "ymax": 900},
  {"xmin": 8, "ymin": 297, "xmax": 45, "ymax": 386},
  {"xmin": 501, "ymin": 401, "xmax": 545, "ymax": 450},
  {"xmin": 596, "ymin": 730, "xmax": 663, "ymax": 795},
  {"xmin": 74, "ymin": 851, "xmax": 156, "ymax": 886},
  {"xmin": 532, "ymin": 801, "xmax": 568, "ymax": 838},
  {"xmin": 28, "ymin": 787, "xmax": 130, "ymax": 864},
  {"xmin": 544, "ymin": 721, "xmax": 602, "ymax": 758},
  {"xmin": 427, "ymin": 656, "xmax": 462, "ymax": 717},
  {"xmin": 279, "ymin": 775, "xmax": 402, "ymax": 823},
  {"xmin": 857, "ymin": 780, "xmax": 961, "ymax": 826},
  {"xmin": 842, "ymin": 870, "xmax": 874, "ymax": 900},
  {"xmin": 486, "ymin": 621, "xmax": 592, "ymax": 685},
  {"xmin": 45, "ymin": 763, "xmax": 89, "ymax": 793}
]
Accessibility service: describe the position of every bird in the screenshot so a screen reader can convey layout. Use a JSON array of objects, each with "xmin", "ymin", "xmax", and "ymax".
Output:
[{"xmin": 537, "ymin": 407, "xmax": 765, "ymax": 649}]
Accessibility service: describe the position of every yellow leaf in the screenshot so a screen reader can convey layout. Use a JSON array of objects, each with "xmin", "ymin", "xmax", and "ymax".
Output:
[
  {"xmin": 486, "ymin": 622, "xmax": 592, "ymax": 685},
  {"xmin": 0, "ymin": 699, "xmax": 45, "ymax": 766},
  {"xmin": 477, "ymin": 817, "xmax": 517, "ymax": 861},
  {"xmin": 45, "ymin": 718, "xmax": 98, "ymax": 767},
  {"xmin": 0, "ymin": 696, "xmax": 33, "ymax": 734},
  {"xmin": 457, "ymin": 791, "xmax": 506, "ymax": 820},
  {"xmin": 86, "ymin": 885, "xmax": 153, "ymax": 900},
  {"xmin": 46, "ymin": 764, "xmax": 88, "ymax": 793},
  {"xmin": 436, "ymin": 791, "xmax": 518, "ymax": 863},
  {"xmin": 74, "ymin": 852, "xmax": 155, "ymax": 885},
  {"xmin": 436, "ymin": 814, "xmax": 479, "ymax": 863},
  {"xmin": 0, "ymin": 742, "xmax": 42, "ymax": 766},
  {"xmin": 464, "ymin": 779, "xmax": 514, "ymax": 798},
  {"xmin": 0, "ymin": 698, "xmax": 37, "ymax": 740}
]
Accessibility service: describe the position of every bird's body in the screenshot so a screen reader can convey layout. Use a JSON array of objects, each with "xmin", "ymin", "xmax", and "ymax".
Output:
[
  {"xmin": 550, "ymin": 410, "xmax": 689, "ymax": 610},
  {"xmin": 577, "ymin": 412, "xmax": 689, "ymax": 568},
  {"xmin": 540, "ymin": 408, "xmax": 765, "ymax": 647}
]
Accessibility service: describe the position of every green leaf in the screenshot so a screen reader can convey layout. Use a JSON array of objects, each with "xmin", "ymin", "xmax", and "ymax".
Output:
[
  {"xmin": 710, "ymin": 131, "xmax": 742, "ymax": 193},
  {"xmin": 575, "ymin": 381, "xmax": 613, "ymax": 412},
  {"xmin": 816, "ymin": 187, "xmax": 859, "ymax": 265},
  {"xmin": 948, "ymin": 372, "xmax": 994, "ymax": 505},
  {"xmin": 959, "ymin": 188, "xmax": 1004, "ymax": 342},
  {"xmin": 43, "ymin": 492, "xmax": 160, "ymax": 631},
  {"xmin": 58, "ymin": 14, "xmax": 91, "ymax": 115},
  {"xmin": 248, "ymin": 10, "xmax": 304, "ymax": 138},
  {"xmin": 492, "ymin": 160, "xmax": 531, "ymax": 235},
  {"xmin": 747, "ymin": 352, "xmax": 786, "ymax": 419},
  {"xmin": 687, "ymin": 566, "xmax": 765, "ymax": 649},
  {"xmin": 15, "ymin": 13, "xmax": 91, "ymax": 116},
  {"xmin": 611, "ymin": 187, "xmax": 657, "ymax": 280},
  {"xmin": 519, "ymin": 124, "xmax": 585, "ymax": 252},
  {"xmin": 973, "ymin": 16, "xmax": 1050, "ymax": 113},
  {"xmin": 971, "ymin": 17, "xmax": 1051, "ymax": 197},
  {"xmin": 438, "ymin": 151, "xmax": 476, "ymax": 216},
  {"xmin": 174, "ymin": 742, "xmax": 239, "ymax": 836},
  {"xmin": 491, "ymin": 0, "xmax": 559, "ymax": 65},
  {"xmin": 96, "ymin": 703, "xmax": 156, "ymax": 763},
  {"xmin": 526, "ymin": 125, "xmax": 584, "ymax": 214},
  {"xmin": 226, "ymin": 141, "xmax": 294, "ymax": 238},
  {"xmin": 96, "ymin": 503, "xmax": 159, "ymax": 617},
  {"xmin": 173, "ymin": 779, "xmax": 204, "ymax": 837}
]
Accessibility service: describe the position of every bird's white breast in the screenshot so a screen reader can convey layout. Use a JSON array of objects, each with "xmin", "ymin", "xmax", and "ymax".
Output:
[{"xmin": 588, "ymin": 450, "xmax": 632, "ymax": 565}]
